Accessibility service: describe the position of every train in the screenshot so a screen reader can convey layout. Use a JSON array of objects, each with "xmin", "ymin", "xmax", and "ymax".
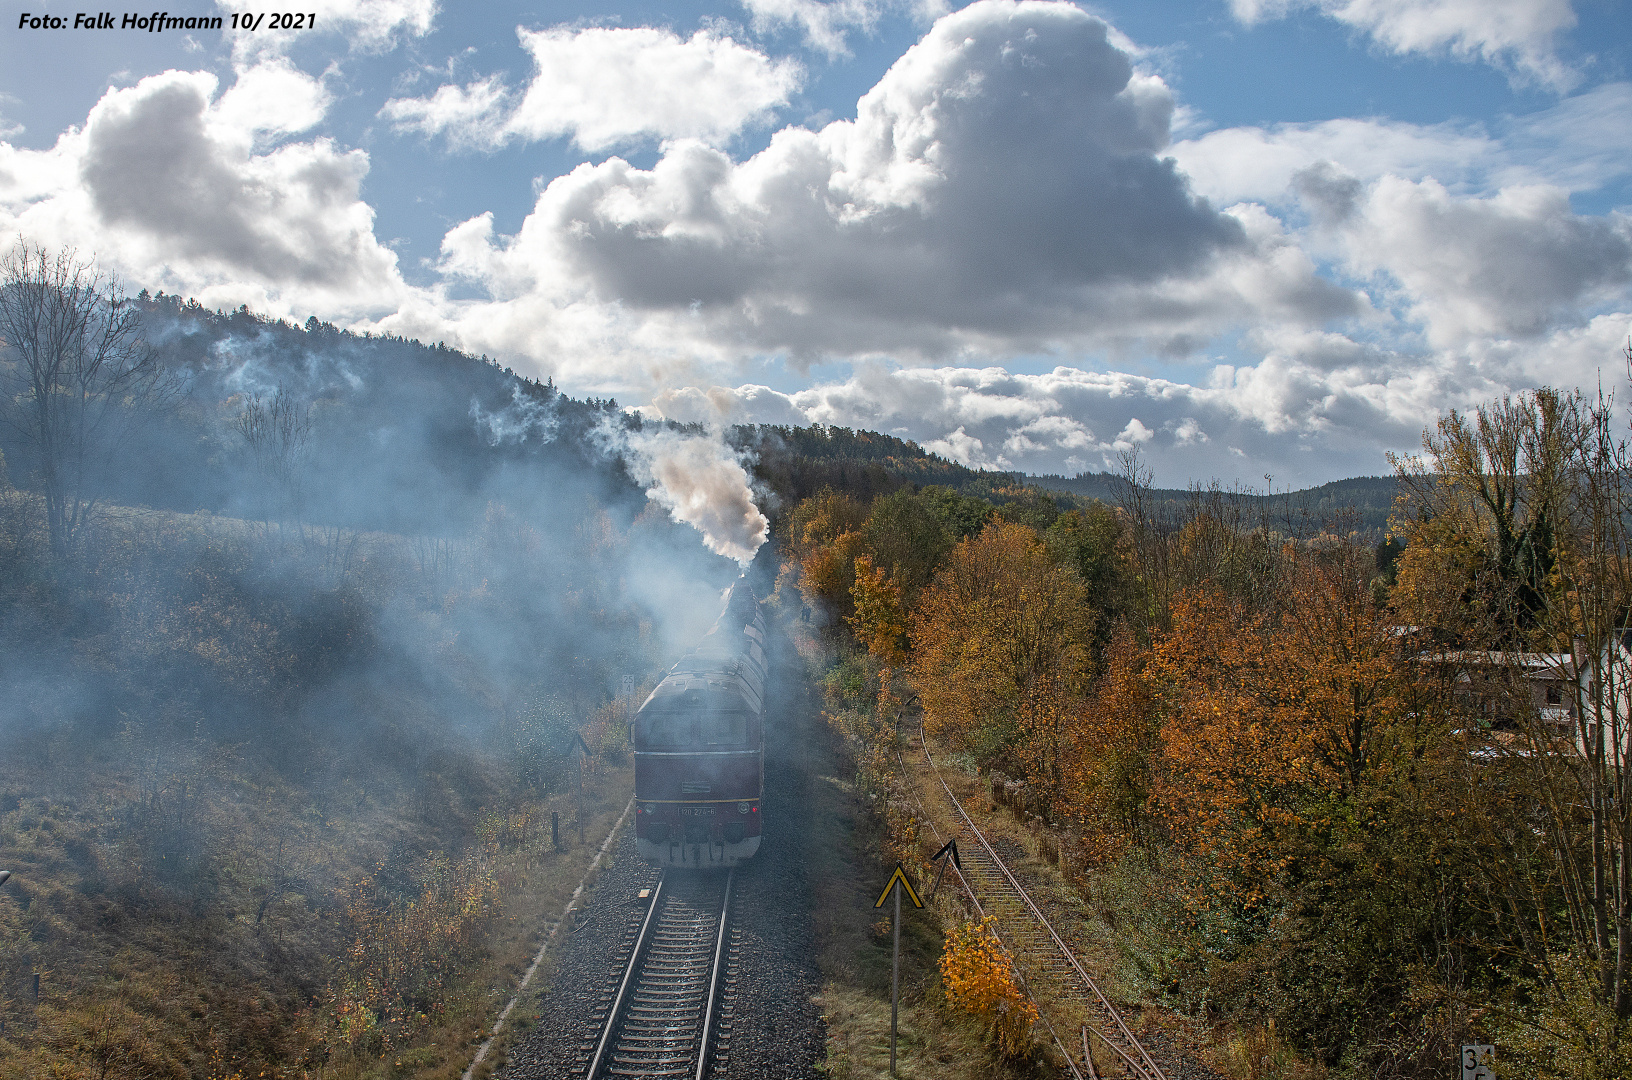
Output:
[{"xmin": 632, "ymin": 580, "xmax": 766, "ymax": 866}]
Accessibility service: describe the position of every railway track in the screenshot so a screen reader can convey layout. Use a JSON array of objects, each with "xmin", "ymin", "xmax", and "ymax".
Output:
[
  {"xmin": 584, "ymin": 868, "xmax": 735, "ymax": 1080},
  {"xmin": 902, "ymin": 725, "xmax": 1168, "ymax": 1080}
]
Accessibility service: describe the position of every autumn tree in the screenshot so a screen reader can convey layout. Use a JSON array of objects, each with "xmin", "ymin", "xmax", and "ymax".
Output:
[
  {"xmin": 910, "ymin": 520, "xmax": 1091, "ymax": 799},
  {"xmin": 859, "ymin": 487, "xmax": 952, "ymax": 606},
  {"xmin": 1391, "ymin": 391, "xmax": 1578, "ymax": 643},
  {"xmin": 847, "ymin": 554, "xmax": 909, "ymax": 665},
  {"xmin": 1151, "ymin": 548, "xmax": 1438, "ymax": 896},
  {"xmin": 786, "ymin": 486, "xmax": 867, "ymax": 620},
  {"xmin": 1043, "ymin": 502, "xmax": 1124, "ymax": 650},
  {"xmin": 940, "ymin": 918, "xmax": 1038, "ymax": 1059},
  {"xmin": 1062, "ymin": 626, "xmax": 1158, "ymax": 863},
  {"xmin": 1114, "ymin": 451, "xmax": 1283, "ymax": 639},
  {"xmin": 1146, "ymin": 546, "xmax": 1460, "ymax": 1060},
  {"xmin": 0, "ymin": 241, "xmax": 174, "ymax": 557}
]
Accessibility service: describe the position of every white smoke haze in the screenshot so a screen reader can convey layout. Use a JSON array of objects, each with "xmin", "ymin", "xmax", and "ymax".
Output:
[
  {"xmin": 609, "ymin": 423, "xmax": 769, "ymax": 566},
  {"xmin": 470, "ymin": 385, "xmax": 561, "ymax": 446}
]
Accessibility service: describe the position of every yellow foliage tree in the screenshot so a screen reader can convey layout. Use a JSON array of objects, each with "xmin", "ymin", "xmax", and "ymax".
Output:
[
  {"xmin": 785, "ymin": 488, "xmax": 868, "ymax": 620},
  {"xmin": 848, "ymin": 554, "xmax": 909, "ymax": 665}
]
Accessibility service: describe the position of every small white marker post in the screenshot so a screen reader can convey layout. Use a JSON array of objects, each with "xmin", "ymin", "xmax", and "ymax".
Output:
[
  {"xmin": 1461, "ymin": 1044, "xmax": 1495, "ymax": 1080},
  {"xmin": 875, "ymin": 864, "xmax": 924, "ymax": 1077}
]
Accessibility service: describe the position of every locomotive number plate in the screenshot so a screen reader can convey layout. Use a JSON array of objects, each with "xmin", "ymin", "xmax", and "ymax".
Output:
[{"xmin": 681, "ymin": 807, "xmax": 715, "ymax": 816}]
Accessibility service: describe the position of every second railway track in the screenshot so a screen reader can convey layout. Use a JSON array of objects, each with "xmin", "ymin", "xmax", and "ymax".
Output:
[
  {"xmin": 585, "ymin": 868, "xmax": 735, "ymax": 1080},
  {"xmin": 902, "ymin": 724, "xmax": 1171, "ymax": 1080}
]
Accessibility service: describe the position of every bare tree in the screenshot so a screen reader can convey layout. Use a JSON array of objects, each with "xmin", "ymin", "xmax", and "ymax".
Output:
[
  {"xmin": 231, "ymin": 386, "xmax": 312, "ymax": 524},
  {"xmin": 1395, "ymin": 384, "xmax": 1632, "ymax": 1074},
  {"xmin": 0, "ymin": 241, "xmax": 173, "ymax": 558}
]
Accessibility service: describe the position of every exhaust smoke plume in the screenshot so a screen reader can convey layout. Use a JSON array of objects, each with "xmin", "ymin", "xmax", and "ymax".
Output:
[{"xmin": 614, "ymin": 424, "xmax": 769, "ymax": 566}]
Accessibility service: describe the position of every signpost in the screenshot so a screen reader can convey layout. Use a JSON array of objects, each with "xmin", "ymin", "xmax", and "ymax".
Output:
[
  {"xmin": 1461, "ymin": 1044, "xmax": 1495, "ymax": 1080},
  {"xmin": 875, "ymin": 864, "xmax": 924, "ymax": 1077},
  {"xmin": 573, "ymin": 731, "xmax": 593, "ymax": 845},
  {"xmin": 927, "ymin": 838, "xmax": 960, "ymax": 901}
]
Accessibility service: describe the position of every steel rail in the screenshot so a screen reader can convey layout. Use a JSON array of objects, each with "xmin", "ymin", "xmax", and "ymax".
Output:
[
  {"xmin": 694, "ymin": 867, "xmax": 734, "ymax": 1080},
  {"xmin": 585, "ymin": 875, "xmax": 667, "ymax": 1080},
  {"xmin": 1082, "ymin": 1027, "xmax": 1101, "ymax": 1080},
  {"xmin": 926, "ymin": 754, "xmax": 1167, "ymax": 1080},
  {"xmin": 585, "ymin": 870, "xmax": 734, "ymax": 1080},
  {"xmin": 905, "ymin": 727, "xmax": 1168, "ymax": 1080}
]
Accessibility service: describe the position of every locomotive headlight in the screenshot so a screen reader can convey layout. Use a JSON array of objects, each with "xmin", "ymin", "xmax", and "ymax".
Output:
[{"xmin": 738, "ymin": 802, "xmax": 750, "ymax": 814}]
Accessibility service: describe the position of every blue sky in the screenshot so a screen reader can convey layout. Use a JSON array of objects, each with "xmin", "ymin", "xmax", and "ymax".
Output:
[{"xmin": 2, "ymin": 0, "xmax": 1630, "ymax": 487}]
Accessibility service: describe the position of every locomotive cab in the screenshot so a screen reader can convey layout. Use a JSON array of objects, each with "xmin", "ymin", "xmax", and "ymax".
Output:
[{"xmin": 633, "ymin": 584, "xmax": 766, "ymax": 866}]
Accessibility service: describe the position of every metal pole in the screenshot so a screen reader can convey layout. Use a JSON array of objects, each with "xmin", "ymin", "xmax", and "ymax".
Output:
[{"xmin": 891, "ymin": 882, "xmax": 900, "ymax": 1076}]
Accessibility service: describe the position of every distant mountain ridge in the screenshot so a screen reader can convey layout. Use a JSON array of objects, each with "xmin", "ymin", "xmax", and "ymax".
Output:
[
  {"xmin": 1025, "ymin": 471, "xmax": 1401, "ymax": 532},
  {"xmin": 732, "ymin": 422, "xmax": 1402, "ymax": 532}
]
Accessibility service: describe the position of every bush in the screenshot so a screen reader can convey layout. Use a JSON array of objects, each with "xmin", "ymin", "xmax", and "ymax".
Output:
[{"xmin": 939, "ymin": 918, "xmax": 1038, "ymax": 1060}]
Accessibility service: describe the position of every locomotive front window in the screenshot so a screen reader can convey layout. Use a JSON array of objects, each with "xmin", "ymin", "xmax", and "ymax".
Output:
[{"xmin": 635, "ymin": 708, "xmax": 753, "ymax": 748}]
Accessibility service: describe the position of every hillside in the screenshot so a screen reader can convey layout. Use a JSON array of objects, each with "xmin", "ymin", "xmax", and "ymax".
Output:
[{"xmin": 0, "ymin": 297, "xmax": 744, "ymax": 1079}]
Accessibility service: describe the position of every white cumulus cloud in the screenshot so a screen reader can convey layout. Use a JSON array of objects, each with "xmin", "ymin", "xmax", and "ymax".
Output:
[
  {"xmin": 1325, "ymin": 174, "xmax": 1632, "ymax": 348},
  {"xmin": 740, "ymin": 0, "xmax": 886, "ymax": 57},
  {"xmin": 1170, "ymin": 82, "xmax": 1632, "ymax": 209},
  {"xmin": 403, "ymin": 0, "xmax": 1357, "ymax": 385},
  {"xmin": 219, "ymin": 0, "xmax": 437, "ymax": 61},
  {"xmin": 383, "ymin": 25, "xmax": 803, "ymax": 152},
  {"xmin": 1229, "ymin": 0, "xmax": 1579, "ymax": 87},
  {"xmin": 0, "ymin": 69, "xmax": 408, "ymax": 319}
]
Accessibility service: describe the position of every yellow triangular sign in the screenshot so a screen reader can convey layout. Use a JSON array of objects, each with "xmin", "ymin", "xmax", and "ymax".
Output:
[{"xmin": 875, "ymin": 863, "xmax": 924, "ymax": 909}]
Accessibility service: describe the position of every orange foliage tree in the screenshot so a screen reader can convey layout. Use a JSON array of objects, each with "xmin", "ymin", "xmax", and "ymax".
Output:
[
  {"xmin": 1062, "ymin": 626, "xmax": 1160, "ymax": 864},
  {"xmin": 1147, "ymin": 546, "xmax": 1438, "ymax": 906},
  {"xmin": 910, "ymin": 521, "xmax": 1091, "ymax": 803}
]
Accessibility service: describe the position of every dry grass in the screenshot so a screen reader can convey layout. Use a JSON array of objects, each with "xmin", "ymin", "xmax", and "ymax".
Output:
[
  {"xmin": 1216, "ymin": 1022, "xmax": 1327, "ymax": 1080},
  {"xmin": 450, "ymin": 775, "xmax": 633, "ymax": 1080},
  {"xmin": 0, "ymin": 753, "xmax": 634, "ymax": 1080}
]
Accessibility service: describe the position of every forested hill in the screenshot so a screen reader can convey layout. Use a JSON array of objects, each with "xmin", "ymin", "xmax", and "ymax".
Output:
[
  {"xmin": 731, "ymin": 423, "xmax": 989, "ymax": 505},
  {"xmin": 96, "ymin": 293, "xmax": 647, "ymax": 533}
]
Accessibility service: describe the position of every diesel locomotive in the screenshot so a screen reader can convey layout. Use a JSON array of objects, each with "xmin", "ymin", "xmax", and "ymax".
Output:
[{"xmin": 632, "ymin": 580, "xmax": 766, "ymax": 866}]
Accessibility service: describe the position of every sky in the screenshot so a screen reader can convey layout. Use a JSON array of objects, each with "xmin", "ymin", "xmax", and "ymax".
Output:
[{"xmin": 1, "ymin": 0, "xmax": 1629, "ymax": 488}]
